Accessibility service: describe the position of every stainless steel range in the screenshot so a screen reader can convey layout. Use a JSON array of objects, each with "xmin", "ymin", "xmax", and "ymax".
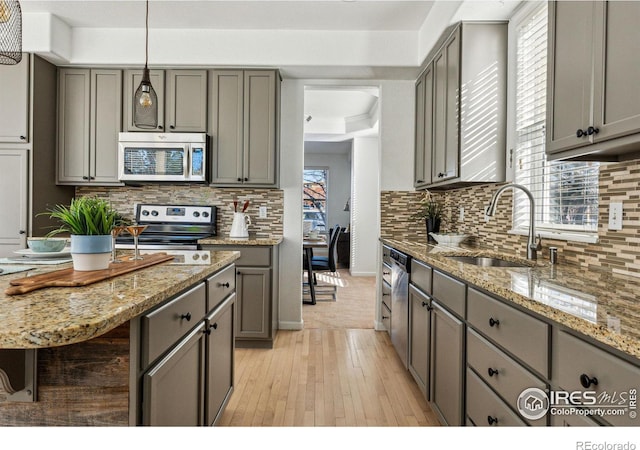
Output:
[{"xmin": 116, "ymin": 204, "xmax": 217, "ymax": 250}]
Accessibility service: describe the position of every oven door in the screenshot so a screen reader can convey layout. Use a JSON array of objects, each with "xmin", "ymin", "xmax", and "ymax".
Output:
[{"xmin": 119, "ymin": 142, "xmax": 189, "ymax": 182}]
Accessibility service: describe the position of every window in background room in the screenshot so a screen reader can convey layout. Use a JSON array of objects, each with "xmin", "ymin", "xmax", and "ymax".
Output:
[
  {"xmin": 512, "ymin": 2, "xmax": 599, "ymax": 237},
  {"xmin": 303, "ymin": 168, "xmax": 328, "ymax": 233}
]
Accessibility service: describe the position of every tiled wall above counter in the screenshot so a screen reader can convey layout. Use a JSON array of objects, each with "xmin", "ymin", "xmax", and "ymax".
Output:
[
  {"xmin": 77, "ymin": 185, "xmax": 283, "ymax": 238},
  {"xmin": 382, "ymin": 159, "xmax": 640, "ymax": 279}
]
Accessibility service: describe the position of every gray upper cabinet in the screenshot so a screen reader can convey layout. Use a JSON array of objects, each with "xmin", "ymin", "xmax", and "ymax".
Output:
[
  {"xmin": 57, "ymin": 69, "xmax": 122, "ymax": 185},
  {"xmin": 209, "ymin": 69, "xmax": 278, "ymax": 187},
  {"xmin": 0, "ymin": 55, "xmax": 29, "ymax": 143},
  {"xmin": 166, "ymin": 70, "xmax": 208, "ymax": 132},
  {"xmin": 547, "ymin": 1, "xmax": 640, "ymax": 161},
  {"xmin": 415, "ymin": 22, "xmax": 507, "ymax": 190},
  {"xmin": 123, "ymin": 69, "xmax": 165, "ymax": 132},
  {"xmin": 432, "ymin": 27, "xmax": 460, "ymax": 184},
  {"xmin": 414, "ymin": 65, "xmax": 433, "ymax": 188}
]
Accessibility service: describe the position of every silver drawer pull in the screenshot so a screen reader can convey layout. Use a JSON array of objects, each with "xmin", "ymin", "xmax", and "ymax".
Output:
[
  {"xmin": 180, "ymin": 312, "xmax": 192, "ymax": 322},
  {"xmin": 489, "ymin": 317, "xmax": 500, "ymax": 327}
]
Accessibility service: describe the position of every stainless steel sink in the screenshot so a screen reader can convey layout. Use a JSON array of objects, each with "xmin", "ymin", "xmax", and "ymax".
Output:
[{"xmin": 445, "ymin": 255, "xmax": 531, "ymax": 268}]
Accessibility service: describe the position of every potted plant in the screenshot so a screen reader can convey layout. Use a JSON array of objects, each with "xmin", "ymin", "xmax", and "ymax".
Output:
[
  {"xmin": 45, "ymin": 197, "xmax": 120, "ymax": 271},
  {"xmin": 410, "ymin": 191, "xmax": 443, "ymax": 242}
]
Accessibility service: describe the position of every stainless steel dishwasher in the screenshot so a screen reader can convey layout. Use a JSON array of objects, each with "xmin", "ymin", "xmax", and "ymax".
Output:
[{"xmin": 390, "ymin": 248, "xmax": 410, "ymax": 368}]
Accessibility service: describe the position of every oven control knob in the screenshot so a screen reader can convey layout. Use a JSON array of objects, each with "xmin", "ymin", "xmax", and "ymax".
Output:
[
  {"xmin": 193, "ymin": 211, "xmax": 200, "ymax": 218},
  {"xmin": 202, "ymin": 211, "xmax": 210, "ymax": 218},
  {"xmin": 151, "ymin": 210, "xmax": 159, "ymax": 216},
  {"xmin": 141, "ymin": 210, "xmax": 149, "ymax": 216}
]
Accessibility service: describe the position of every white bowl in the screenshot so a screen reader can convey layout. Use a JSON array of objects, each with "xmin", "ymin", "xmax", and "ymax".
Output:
[{"xmin": 429, "ymin": 233, "xmax": 468, "ymax": 246}]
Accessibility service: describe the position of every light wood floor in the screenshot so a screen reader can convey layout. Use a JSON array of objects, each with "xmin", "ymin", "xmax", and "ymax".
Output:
[{"xmin": 219, "ymin": 269, "xmax": 440, "ymax": 427}]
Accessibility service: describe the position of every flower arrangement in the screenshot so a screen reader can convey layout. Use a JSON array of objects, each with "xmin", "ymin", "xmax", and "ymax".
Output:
[{"xmin": 410, "ymin": 190, "xmax": 443, "ymax": 222}]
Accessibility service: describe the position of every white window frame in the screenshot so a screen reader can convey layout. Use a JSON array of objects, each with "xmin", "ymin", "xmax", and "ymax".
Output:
[{"xmin": 506, "ymin": 1, "xmax": 598, "ymax": 244}]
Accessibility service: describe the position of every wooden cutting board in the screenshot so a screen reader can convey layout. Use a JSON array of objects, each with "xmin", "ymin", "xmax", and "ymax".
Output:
[{"xmin": 5, "ymin": 253, "xmax": 175, "ymax": 296}]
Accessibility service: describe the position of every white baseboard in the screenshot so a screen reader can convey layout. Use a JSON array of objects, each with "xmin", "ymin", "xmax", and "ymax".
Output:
[
  {"xmin": 349, "ymin": 271, "xmax": 376, "ymax": 277},
  {"xmin": 374, "ymin": 320, "xmax": 387, "ymax": 332},
  {"xmin": 279, "ymin": 320, "xmax": 304, "ymax": 330}
]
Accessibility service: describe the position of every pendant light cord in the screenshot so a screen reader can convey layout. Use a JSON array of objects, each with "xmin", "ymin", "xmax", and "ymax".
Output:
[{"xmin": 144, "ymin": 0, "xmax": 149, "ymax": 69}]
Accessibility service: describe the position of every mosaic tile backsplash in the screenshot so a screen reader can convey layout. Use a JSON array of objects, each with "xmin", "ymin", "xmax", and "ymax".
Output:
[
  {"xmin": 381, "ymin": 159, "xmax": 640, "ymax": 279},
  {"xmin": 77, "ymin": 185, "xmax": 283, "ymax": 238}
]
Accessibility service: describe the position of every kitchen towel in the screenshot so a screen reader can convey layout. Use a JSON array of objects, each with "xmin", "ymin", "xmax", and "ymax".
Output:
[
  {"xmin": 0, "ymin": 265, "xmax": 35, "ymax": 275},
  {"xmin": 0, "ymin": 257, "xmax": 72, "ymax": 265}
]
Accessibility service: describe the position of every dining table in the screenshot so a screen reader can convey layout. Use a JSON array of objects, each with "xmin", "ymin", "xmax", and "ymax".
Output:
[{"xmin": 303, "ymin": 235, "xmax": 328, "ymax": 305}]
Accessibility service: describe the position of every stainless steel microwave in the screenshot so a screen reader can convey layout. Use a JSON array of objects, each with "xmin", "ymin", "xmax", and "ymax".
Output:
[{"xmin": 118, "ymin": 132, "xmax": 207, "ymax": 182}]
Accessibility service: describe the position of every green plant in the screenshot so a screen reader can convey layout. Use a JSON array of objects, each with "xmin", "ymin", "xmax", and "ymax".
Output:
[
  {"xmin": 410, "ymin": 191, "xmax": 443, "ymax": 221},
  {"xmin": 44, "ymin": 197, "xmax": 120, "ymax": 236}
]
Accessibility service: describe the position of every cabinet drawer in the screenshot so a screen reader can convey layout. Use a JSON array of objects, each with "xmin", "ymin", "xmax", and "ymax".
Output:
[
  {"xmin": 467, "ymin": 328, "xmax": 547, "ymax": 426},
  {"xmin": 218, "ymin": 246, "xmax": 270, "ymax": 266},
  {"xmin": 466, "ymin": 368, "xmax": 527, "ymax": 427},
  {"xmin": 467, "ymin": 287, "xmax": 548, "ymax": 377},
  {"xmin": 552, "ymin": 329, "xmax": 640, "ymax": 427},
  {"xmin": 381, "ymin": 301, "xmax": 391, "ymax": 335},
  {"xmin": 207, "ymin": 264, "xmax": 236, "ymax": 312},
  {"xmin": 411, "ymin": 259, "xmax": 432, "ymax": 294},
  {"xmin": 432, "ymin": 270, "xmax": 465, "ymax": 318},
  {"xmin": 142, "ymin": 283, "xmax": 207, "ymax": 368}
]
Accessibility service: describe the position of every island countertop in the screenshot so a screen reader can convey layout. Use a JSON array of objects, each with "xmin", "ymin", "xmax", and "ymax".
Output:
[
  {"xmin": 381, "ymin": 238, "xmax": 640, "ymax": 362},
  {"xmin": 0, "ymin": 250, "xmax": 240, "ymax": 349},
  {"xmin": 199, "ymin": 234, "xmax": 283, "ymax": 246}
]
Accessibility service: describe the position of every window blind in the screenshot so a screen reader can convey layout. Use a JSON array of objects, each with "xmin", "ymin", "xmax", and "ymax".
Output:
[{"xmin": 513, "ymin": 2, "xmax": 599, "ymax": 233}]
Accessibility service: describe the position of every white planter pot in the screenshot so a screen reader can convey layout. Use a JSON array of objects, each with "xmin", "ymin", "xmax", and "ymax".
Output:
[{"xmin": 70, "ymin": 234, "xmax": 112, "ymax": 271}]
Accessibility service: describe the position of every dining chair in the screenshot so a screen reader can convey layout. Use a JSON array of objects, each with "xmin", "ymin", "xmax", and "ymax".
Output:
[{"xmin": 309, "ymin": 224, "xmax": 341, "ymax": 285}]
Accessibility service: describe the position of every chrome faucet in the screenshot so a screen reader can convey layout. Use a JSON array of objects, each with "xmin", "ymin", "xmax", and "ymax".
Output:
[{"xmin": 485, "ymin": 183, "xmax": 542, "ymax": 260}]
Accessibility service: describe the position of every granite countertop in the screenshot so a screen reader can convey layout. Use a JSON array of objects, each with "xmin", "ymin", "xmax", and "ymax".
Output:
[
  {"xmin": 200, "ymin": 234, "xmax": 283, "ymax": 246},
  {"xmin": 382, "ymin": 238, "xmax": 640, "ymax": 361},
  {"xmin": 0, "ymin": 250, "xmax": 240, "ymax": 349}
]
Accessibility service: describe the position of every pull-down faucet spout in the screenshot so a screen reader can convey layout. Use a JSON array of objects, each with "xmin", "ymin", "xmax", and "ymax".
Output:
[{"xmin": 486, "ymin": 183, "xmax": 541, "ymax": 260}]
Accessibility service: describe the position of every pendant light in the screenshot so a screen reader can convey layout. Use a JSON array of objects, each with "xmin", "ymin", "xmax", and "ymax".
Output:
[
  {"xmin": 0, "ymin": 0, "xmax": 22, "ymax": 65},
  {"xmin": 134, "ymin": 0, "xmax": 158, "ymax": 129}
]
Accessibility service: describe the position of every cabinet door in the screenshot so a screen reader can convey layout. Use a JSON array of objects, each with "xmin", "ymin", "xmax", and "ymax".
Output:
[
  {"xmin": 592, "ymin": 1, "xmax": 640, "ymax": 142},
  {"xmin": 57, "ymin": 68, "xmax": 91, "ymax": 183},
  {"xmin": 236, "ymin": 267, "xmax": 271, "ymax": 340},
  {"xmin": 123, "ymin": 69, "xmax": 165, "ymax": 131},
  {"xmin": 243, "ymin": 70, "xmax": 277, "ymax": 185},
  {"xmin": 205, "ymin": 293, "xmax": 236, "ymax": 426},
  {"xmin": 0, "ymin": 149, "xmax": 28, "ymax": 257},
  {"xmin": 546, "ymin": 1, "xmax": 597, "ymax": 154},
  {"xmin": 209, "ymin": 70, "xmax": 244, "ymax": 184},
  {"xmin": 432, "ymin": 28, "xmax": 460, "ymax": 182},
  {"xmin": 166, "ymin": 70, "xmax": 208, "ymax": 132},
  {"xmin": 408, "ymin": 284, "xmax": 431, "ymax": 399},
  {"xmin": 430, "ymin": 300, "xmax": 464, "ymax": 426},
  {"xmin": 90, "ymin": 69, "xmax": 122, "ymax": 183},
  {"xmin": 143, "ymin": 324, "xmax": 206, "ymax": 426},
  {"xmin": 0, "ymin": 54, "xmax": 29, "ymax": 143},
  {"xmin": 414, "ymin": 66, "xmax": 433, "ymax": 188}
]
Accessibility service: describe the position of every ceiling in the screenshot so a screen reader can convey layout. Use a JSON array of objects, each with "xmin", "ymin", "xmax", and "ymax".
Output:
[
  {"xmin": 18, "ymin": 0, "xmax": 520, "ymax": 143},
  {"xmin": 20, "ymin": 1, "xmax": 436, "ymax": 31}
]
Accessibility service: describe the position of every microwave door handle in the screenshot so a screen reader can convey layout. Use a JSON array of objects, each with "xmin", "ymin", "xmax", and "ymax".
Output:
[{"xmin": 185, "ymin": 145, "xmax": 190, "ymax": 179}]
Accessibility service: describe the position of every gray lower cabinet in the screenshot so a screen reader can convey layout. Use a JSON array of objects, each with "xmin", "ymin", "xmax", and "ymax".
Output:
[
  {"xmin": 466, "ymin": 368, "xmax": 527, "ymax": 427},
  {"xmin": 408, "ymin": 284, "xmax": 431, "ymax": 398},
  {"xmin": 430, "ymin": 299, "xmax": 465, "ymax": 426},
  {"xmin": 143, "ymin": 323, "xmax": 207, "ymax": 426},
  {"xmin": 136, "ymin": 263, "xmax": 237, "ymax": 426},
  {"xmin": 57, "ymin": 68, "xmax": 122, "ymax": 185},
  {"xmin": 205, "ymin": 292, "xmax": 236, "ymax": 426},
  {"xmin": 202, "ymin": 245, "xmax": 278, "ymax": 347},
  {"xmin": 209, "ymin": 69, "xmax": 279, "ymax": 187}
]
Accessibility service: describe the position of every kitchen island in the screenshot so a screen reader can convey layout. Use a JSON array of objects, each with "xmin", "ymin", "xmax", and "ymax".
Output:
[{"xmin": 0, "ymin": 250, "xmax": 240, "ymax": 426}]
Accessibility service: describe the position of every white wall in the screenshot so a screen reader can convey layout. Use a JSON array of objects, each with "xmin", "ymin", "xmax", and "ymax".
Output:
[{"xmin": 350, "ymin": 137, "xmax": 380, "ymax": 277}]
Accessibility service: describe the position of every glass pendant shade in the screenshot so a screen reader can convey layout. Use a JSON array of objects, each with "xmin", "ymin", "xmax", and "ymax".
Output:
[
  {"xmin": 0, "ymin": 0, "xmax": 22, "ymax": 65},
  {"xmin": 134, "ymin": 67, "xmax": 158, "ymax": 129}
]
